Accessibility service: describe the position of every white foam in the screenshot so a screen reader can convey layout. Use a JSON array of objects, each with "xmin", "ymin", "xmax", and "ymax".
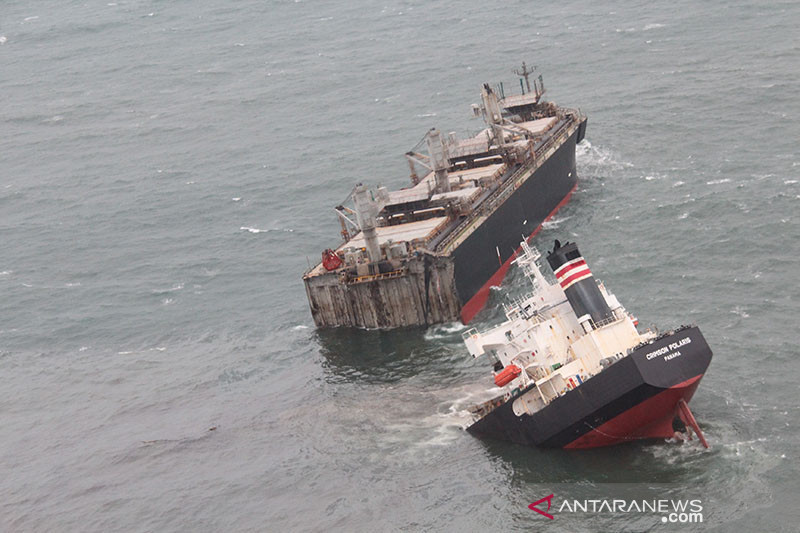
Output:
[
  {"xmin": 231, "ymin": 197, "xmax": 241, "ymax": 202},
  {"xmin": 575, "ymin": 140, "xmax": 633, "ymax": 173},
  {"xmin": 643, "ymin": 23, "xmax": 665, "ymax": 30},
  {"xmin": 437, "ymin": 322, "xmax": 468, "ymax": 333},
  {"xmin": 292, "ymin": 325, "xmax": 309, "ymax": 331},
  {"xmin": 240, "ymin": 226, "xmax": 293, "ymax": 234},
  {"xmin": 424, "ymin": 322, "xmax": 469, "ymax": 341},
  {"xmin": 240, "ymin": 226, "xmax": 264, "ymax": 233},
  {"xmin": 706, "ymin": 178, "xmax": 731, "ymax": 185},
  {"xmin": 542, "ymin": 215, "xmax": 572, "ymax": 230},
  {"xmin": 731, "ymin": 306, "xmax": 749, "ymax": 318},
  {"xmin": 153, "ymin": 283, "xmax": 183, "ymax": 294},
  {"xmin": 0, "ymin": 36, "xmax": 7, "ymax": 45},
  {"xmin": 0, "ymin": 270, "xmax": 11, "ymax": 276}
]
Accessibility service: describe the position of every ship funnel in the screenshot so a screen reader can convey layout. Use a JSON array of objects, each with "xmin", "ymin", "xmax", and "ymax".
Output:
[{"xmin": 546, "ymin": 240, "xmax": 613, "ymax": 328}]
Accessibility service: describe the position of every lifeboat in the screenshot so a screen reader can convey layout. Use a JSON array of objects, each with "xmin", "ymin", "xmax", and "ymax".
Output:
[{"xmin": 494, "ymin": 364, "xmax": 522, "ymax": 387}]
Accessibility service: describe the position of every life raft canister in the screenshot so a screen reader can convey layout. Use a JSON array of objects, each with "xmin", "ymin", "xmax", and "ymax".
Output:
[
  {"xmin": 494, "ymin": 364, "xmax": 522, "ymax": 387},
  {"xmin": 321, "ymin": 249, "xmax": 343, "ymax": 271}
]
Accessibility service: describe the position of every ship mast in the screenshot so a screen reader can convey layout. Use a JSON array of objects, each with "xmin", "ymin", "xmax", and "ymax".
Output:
[{"xmin": 513, "ymin": 61, "xmax": 536, "ymax": 93}]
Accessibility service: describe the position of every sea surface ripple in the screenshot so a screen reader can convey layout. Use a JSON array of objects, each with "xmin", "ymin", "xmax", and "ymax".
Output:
[{"xmin": 1, "ymin": 0, "xmax": 798, "ymax": 531}]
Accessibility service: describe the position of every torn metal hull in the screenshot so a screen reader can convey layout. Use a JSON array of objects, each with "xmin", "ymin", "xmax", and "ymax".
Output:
[{"xmin": 304, "ymin": 119, "xmax": 586, "ymax": 328}]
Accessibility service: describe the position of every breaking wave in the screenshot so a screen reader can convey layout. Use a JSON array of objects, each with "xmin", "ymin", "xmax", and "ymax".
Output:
[{"xmin": 576, "ymin": 140, "xmax": 633, "ymax": 176}]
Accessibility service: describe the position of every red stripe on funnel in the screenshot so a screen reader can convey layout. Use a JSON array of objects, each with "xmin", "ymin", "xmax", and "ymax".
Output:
[
  {"xmin": 558, "ymin": 267, "xmax": 592, "ymax": 288},
  {"xmin": 553, "ymin": 258, "xmax": 586, "ymax": 277}
]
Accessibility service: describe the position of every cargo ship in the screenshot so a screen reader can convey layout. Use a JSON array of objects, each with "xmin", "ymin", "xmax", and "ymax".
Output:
[
  {"xmin": 461, "ymin": 239, "xmax": 713, "ymax": 448},
  {"xmin": 303, "ymin": 63, "xmax": 587, "ymax": 328}
]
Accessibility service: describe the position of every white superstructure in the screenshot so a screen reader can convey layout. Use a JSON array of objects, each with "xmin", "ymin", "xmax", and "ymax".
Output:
[{"xmin": 462, "ymin": 241, "xmax": 657, "ymax": 417}]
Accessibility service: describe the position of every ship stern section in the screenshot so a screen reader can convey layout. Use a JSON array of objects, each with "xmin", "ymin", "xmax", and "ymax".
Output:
[{"xmin": 467, "ymin": 326, "xmax": 713, "ymax": 449}]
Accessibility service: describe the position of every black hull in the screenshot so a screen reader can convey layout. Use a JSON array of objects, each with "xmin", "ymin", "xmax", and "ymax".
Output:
[
  {"xmin": 467, "ymin": 326, "xmax": 713, "ymax": 448},
  {"xmin": 453, "ymin": 123, "xmax": 584, "ymax": 321},
  {"xmin": 303, "ymin": 118, "xmax": 587, "ymax": 328}
]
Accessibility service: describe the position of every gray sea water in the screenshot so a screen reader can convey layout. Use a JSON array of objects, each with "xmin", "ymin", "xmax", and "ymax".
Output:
[{"xmin": 2, "ymin": 0, "xmax": 799, "ymax": 531}]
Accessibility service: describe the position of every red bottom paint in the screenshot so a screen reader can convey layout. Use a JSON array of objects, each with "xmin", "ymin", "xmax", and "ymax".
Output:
[
  {"xmin": 564, "ymin": 375, "xmax": 705, "ymax": 449},
  {"xmin": 460, "ymin": 183, "xmax": 578, "ymax": 323}
]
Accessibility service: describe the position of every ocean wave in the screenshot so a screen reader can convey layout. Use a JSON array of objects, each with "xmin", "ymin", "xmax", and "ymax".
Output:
[
  {"xmin": 240, "ymin": 226, "xmax": 294, "ymax": 234},
  {"xmin": 576, "ymin": 140, "xmax": 633, "ymax": 175},
  {"xmin": 542, "ymin": 215, "xmax": 572, "ymax": 230},
  {"xmin": 424, "ymin": 322, "xmax": 469, "ymax": 342},
  {"xmin": 152, "ymin": 283, "xmax": 184, "ymax": 294},
  {"xmin": 731, "ymin": 306, "xmax": 750, "ymax": 319}
]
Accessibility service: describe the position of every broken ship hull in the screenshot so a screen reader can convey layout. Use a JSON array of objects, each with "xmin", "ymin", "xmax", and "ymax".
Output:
[
  {"xmin": 304, "ymin": 119, "xmax": 586, "ymax": 328},
  {"xmin": 466, "ymin": 326, "xmax": 713, "ymax": 448}
]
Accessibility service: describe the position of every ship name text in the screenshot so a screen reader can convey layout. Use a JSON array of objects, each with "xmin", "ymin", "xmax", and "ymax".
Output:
[{"xmin": 645, "ymin": 337, "xmax": 692, "ymax": 361}]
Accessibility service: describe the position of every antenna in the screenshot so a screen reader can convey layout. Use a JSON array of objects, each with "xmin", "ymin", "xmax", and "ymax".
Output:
[{"xmin": 513, "ymin": 61, "xmax": 537, "ymax": 93}]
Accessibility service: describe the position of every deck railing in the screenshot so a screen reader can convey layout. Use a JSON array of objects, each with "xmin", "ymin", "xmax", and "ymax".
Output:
[
  {"xmin": 435, "ymin": 112, "xmax": 582, "ymax": 254},
  {"xmin": 345, "ymin": 268, "xmax": 407, "ymax": 285}
]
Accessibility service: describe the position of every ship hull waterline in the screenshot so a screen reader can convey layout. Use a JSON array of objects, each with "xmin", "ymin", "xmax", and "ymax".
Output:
[
  {"xmin": 466, "ymin": 326, "xmax": 713, "ymax": 449},
  {"xmin": 455, "ymin": 123, "xmax": 584, "ymax": 323},
  {"xmin": 304, "ymin": 120, "xmax": 586, "ymax": 329}
]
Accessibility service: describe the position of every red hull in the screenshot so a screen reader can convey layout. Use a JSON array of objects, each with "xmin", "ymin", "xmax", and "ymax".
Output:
[{"xmin": 564, "ymin": 375, "xmax": 704, "ymax": 449}]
